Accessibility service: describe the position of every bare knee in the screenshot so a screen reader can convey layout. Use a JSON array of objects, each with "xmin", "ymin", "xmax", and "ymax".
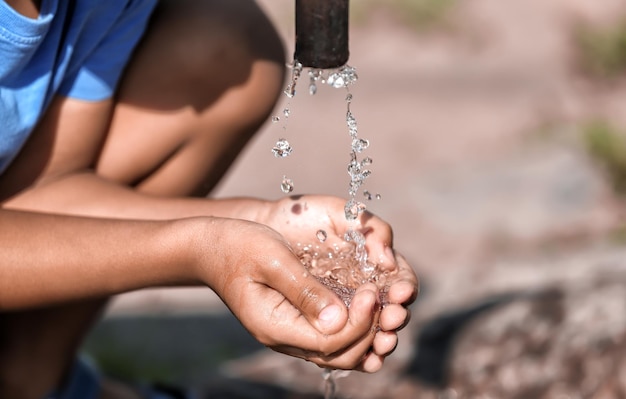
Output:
[
  {"xmin": 119, "ymin": 0, "xmax": 286, "ymax": 120},
  {"xmin": 97, "ymin": 0, "xmax": 286, "ymax": 195}
]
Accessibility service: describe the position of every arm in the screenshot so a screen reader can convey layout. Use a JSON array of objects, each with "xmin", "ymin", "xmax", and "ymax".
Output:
[
  {"xmin": 4, "ymin": 173, "xmax": 418, "ymax": 372},
  {"xmin": 0, "ymin": 209, "xmax": 201, "ymax": 309},
  {"xmin": 0, "ymin": 207, "xmax": 386, "ymax": 370},
  {"xmin": 1, "ymin": 94, "xmax": 418, "ymax": 371},
  {"xmin": 4, "ymin": 180, "xmax": 418, "ymax": 371}
]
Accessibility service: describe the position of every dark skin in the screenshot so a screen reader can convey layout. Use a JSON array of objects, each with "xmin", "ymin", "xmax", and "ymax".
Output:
[
  {"xmin": 4, "ymin": 0, "xmax": 40, "ymax": 18},
  {"xmin": 0, "ymin": 1, "xmax": 419, "ymax": 398}
]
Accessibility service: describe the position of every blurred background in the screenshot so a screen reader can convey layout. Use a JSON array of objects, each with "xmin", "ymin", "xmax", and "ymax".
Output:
[{"xmin": 83, "ymin": 0, "xmax": 626, "ymax": 397}]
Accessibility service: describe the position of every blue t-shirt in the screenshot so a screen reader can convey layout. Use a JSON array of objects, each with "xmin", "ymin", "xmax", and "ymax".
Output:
[{"xmin": 0, "ymin": 0, "xmax": 157, "ymax": 175}]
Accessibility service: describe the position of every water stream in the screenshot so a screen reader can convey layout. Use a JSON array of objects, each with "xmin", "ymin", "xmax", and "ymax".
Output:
[
  {"xmin": 323, "ymin": 369, "xmax": 337, "ymax": 399},
  {"xmin": 270, "ymin": 60, "xmax": 387, "ymax": 398}
]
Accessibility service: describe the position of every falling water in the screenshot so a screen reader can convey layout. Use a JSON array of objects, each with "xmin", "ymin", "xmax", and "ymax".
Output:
[
  {"xmin": 323, "ymin": 369, "xmax": 336, "ymax": 399},
  {"xmin": 274, "ymin": 65, "xmax": 371, "ymax": 216},
  {"xmin": 270, "ymin": 61, "xmax": 387, "ymax": 399}
]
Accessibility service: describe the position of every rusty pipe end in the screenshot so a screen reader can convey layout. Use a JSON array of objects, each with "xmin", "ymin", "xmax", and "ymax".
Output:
[{"xmin": 294, "ymin": 0, "xmax": 349, "ymax": 69}]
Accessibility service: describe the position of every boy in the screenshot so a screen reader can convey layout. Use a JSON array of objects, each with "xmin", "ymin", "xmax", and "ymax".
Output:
[{"xmin": 0, "ymin": 1, "xmax": 419, "ymax": 398}]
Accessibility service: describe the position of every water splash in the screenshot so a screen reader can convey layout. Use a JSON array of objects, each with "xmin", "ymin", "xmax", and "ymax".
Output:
[
  {"xmin": 271, "ymin": 62, "xmax": 382, "ymax": 287},
  {"xmin": 327, "ymin": 65, "xmax": 358, "ymax": 88},
  {"xmin": 273, "ymin": 62, "xmax": 388, "ymax": 399},
  {"xmin": 344, "ymin": 198, "xmax": 366, "ymax": 221},
  {"xmin": 295, "ymin": 240, "xmax": 387, "ymax": 307},
  {"xmin": 344, "ymin": 229, "xmax": 371, "ymax": 273},
  {"xmin": 305, "ymin": 65, "xmax": 376, "ymax": 278}
]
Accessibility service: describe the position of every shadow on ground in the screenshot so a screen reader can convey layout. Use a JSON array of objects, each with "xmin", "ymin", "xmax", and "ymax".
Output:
[{"xmin": 83, "ymin": 313, "xmax": 331, "ymax": 398}]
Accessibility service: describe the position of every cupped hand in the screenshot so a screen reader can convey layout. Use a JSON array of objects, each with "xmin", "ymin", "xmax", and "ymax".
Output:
[
  {"xmin": 200, "ymin": 218, "xmax": 383, "ymax": 370},
  {"xmin": 260, "ymin": 195, "xmax": 420, "ymax": 372},
  {"xmin": 261, "ymin": 195, "xmax": 393, "ymax": 265}
]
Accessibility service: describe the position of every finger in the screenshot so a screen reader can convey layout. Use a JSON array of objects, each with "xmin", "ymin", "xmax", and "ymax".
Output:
[
  {"xmin": 387, "ymin": 280, "xmax": 419, "ymax": 305},
  {"xmin": 318, "ymin": 284, "xmax": 379, "ymax": 368},
  {"xmin": 372, "ymin": 330, "xmax": 398, "ymax": 356},
  {"xmin": 358, "ymin": 351, "xmax": 385, "ymax": 373},
  {"xmin": 273, "ymin": 284, "xmax": 379, "ymax": 368},
  {"xmin": 358, "ymin": 213, "xmax": 396, "ymax": 271},
  {"xmin": 259, "ymin": 250, "xmax": 349, "ymax": 335},
  {"xmin": 386, "ymin": 253, "xmax": 419, "ymax": 305},
  {"xmin": 379, "ymin": 303, "xmax": 410, "ymax": 332},
  {"xmin": 270, "ymin": 281, "xmax": 378, "ymax": 357},
  {"xmin": 319, "ymin": 282, "xmax": 378, "ymax": 356}
]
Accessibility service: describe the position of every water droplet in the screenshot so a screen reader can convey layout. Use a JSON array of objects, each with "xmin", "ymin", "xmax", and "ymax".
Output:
[
  {"xmin": 283, "ymin": 85, "xmax": 295, "ymax": 98},
  {"xmin": 363, "ymin": 190, "xmax": 372, "ymax": 200},
  {"xmin": 309, "ymin": 68, "xmax": 322, "ymax": 80},
  {"xmin": 345, "ymin": 93, "xmax": 353, "ymax": 103},
  {"xmin": 272, "ymin": 138, "xmax": 292, "ymax": 158},
  {"xmin": 352, "ymin": 138, "xmax": 370, "ymax": 153},
  {"xmin": 283, "ymin": 62, "xmax": 303, "ymax": 98},
  {"xmin": 339, "ymin": 65, "xmax": 358, "ymax": 85},
  {"xmin": 327, "ymin": 65, "xmax": 358, "ymax": 88},
  {"xmin": 344, "ymin": 229, "xmax": 367, "ymax": 266},
  {"xmin": 347, "ymin": 159, "xmax": 361, "ymax": 176},
  {"xmin": 281, "ymin": 176, "xmax": 294, "ymax": 193},
  {"xmin": 349, "ymin": 181, "xmax": 361, "ymax": 197},
  {"xmin": 271, "ymin": 115, "xmax": 280, "ymax": 123},
  {"xmin": 308, "ymin": 69, "xmax": 321, "ymax": 96},
  {"xmin": 283, "ymin": 108, "xmax": 290, "ymax": 118},
  {"xmin": 376, "ymin": 193, "xmax": 382, "ymax": 200},
  {"xmin": 316, "ymin": 230, "xmax": 328, "ymax": 242},
  {"xmin": 346, "ymin": 112, "xmax": 358, "ymax": 137},
  {"xmin": 327, "ymin": 74, "xmax": 345, "ymax": 88},
  {"xmin": 361, "ymin": 157, "xmax": 373, "ymax": 166},
  {"xmin": 344, "ymin": 198, "xmax": 366, "ymax": 221},
  {"xmin": 343, "ymin": 229, "xmax": 358, "ymax": 243},
  {"xmin": 289, "ymin": 61, "xmax": 303, "ymax": 80}
]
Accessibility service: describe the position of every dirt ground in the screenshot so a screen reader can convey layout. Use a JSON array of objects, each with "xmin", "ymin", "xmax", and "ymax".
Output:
[{"xmin": 90, "ymin": 0, "xmax": 626, "ymax": 397}]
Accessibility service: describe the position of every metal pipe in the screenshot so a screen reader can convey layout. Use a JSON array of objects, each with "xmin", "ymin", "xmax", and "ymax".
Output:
[{"xmin": 294, "ymin": 0, "xmax": 350, "ymax": 69}]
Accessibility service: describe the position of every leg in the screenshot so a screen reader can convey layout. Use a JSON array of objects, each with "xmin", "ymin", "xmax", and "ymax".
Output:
[
  {"xmin": 0, "ymin": 302, "xmax": 107, "ymax": 399},
  {"xmin": 0, "ymin": 0, "xmax": 285, "ymax": 397},
  {"xmin": 97, "ymin": 0, "xmax": 286, "ymax": 197}
]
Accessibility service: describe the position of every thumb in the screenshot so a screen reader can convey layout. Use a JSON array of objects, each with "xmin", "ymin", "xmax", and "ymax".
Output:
[{"xmin": 266, "ymin": 252, "xmax": 349, "ymax": 335}]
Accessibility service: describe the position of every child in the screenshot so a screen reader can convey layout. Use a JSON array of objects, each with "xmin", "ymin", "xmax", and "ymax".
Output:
[{"xmin": 0, "ymin": 1, "xmax": 419, "ymax": 398}]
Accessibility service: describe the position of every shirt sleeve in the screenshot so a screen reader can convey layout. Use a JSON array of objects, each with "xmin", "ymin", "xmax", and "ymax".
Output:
[
  {"xmin": 0, "ymin": 0, "xmax": 53, "ymax": 83},
  {"xmin": 57, "ymin": 0, "xmax": 157, "ymax": 101}
]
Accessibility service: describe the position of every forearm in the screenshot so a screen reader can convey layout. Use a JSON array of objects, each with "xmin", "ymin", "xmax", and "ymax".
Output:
[
  {"xmin": 0, "ymin": 209, "xmax": 205, "ymax": 310},
  {"xmin": 3, "ymin": 171, "xmax": 271, "ymax": 222}
]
